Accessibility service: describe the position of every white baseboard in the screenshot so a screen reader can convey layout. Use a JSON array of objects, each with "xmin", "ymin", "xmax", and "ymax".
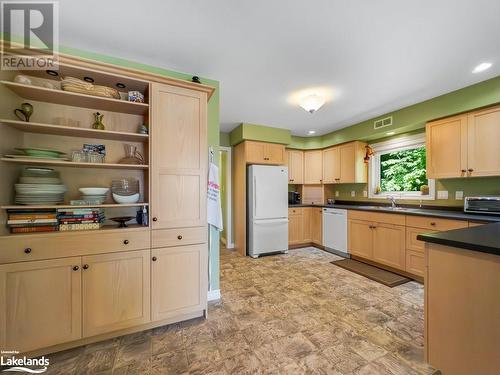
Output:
[{"xmin": 207, "ymin": 289, "xmax": 221, "ymax": 301}]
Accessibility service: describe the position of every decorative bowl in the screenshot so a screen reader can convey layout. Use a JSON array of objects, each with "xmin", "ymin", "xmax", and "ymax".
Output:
[
  {"xmin": 79, "ymin": 187, "xmax": 109, "ymax": 195},
  {"xmin": 112, "ymin": 193, "xmax": 140, "ymax": 204}
]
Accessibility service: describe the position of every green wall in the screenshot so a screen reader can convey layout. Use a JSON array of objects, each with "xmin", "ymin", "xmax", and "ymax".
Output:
[
  {"xmin": 56, "ymin": 45, "xmax": 222, "ymax": 291},
  {"xmin": 220, "ymin": 132, "xmax": 231, "ymax": 147},
  {"xmin": 229, "ymin": 123, "xmax": 291, "ymax": 145}
]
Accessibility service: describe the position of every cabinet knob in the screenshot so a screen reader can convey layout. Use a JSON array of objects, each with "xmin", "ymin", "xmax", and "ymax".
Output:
[
  {"xmin": 123, "ymin": 239, "xmax": 129, "ymax": 245},
  {"xmin": 177, "ymin": 235, "xmax": 183, "ymax": 240},
  {"xmin": 24, "ymin": 248, "xmax": 32, "ymax": 254},
  {"xmin": 83, "ymin": 264, "xmax": 89, "ymax": 270},
  {"xmin": 152, "ymin": 256, "xmax": 157, "ymax": 262},
  {"xmin": 430, "ymin": 222, "xmax": 436, "ymax": 226},
  {"xmin": 152, "ymin": 217, "xmax": 158, "ymax": 222},
  {"xmin": 72, "ymin": 266, "xmax": 79, "ymax": 271},
  {"xmin": 461, "ymin": 169, "xmax": 466, "ymax": 173},
  {"xmin": 468, "ymin": 168, "xmax": 474, "ymax": 172}
]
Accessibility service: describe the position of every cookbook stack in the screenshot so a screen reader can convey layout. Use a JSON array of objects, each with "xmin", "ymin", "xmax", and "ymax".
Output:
[
  {"xmin": 7, "ymin": 209, "xmax": 58, "ymax": 233},
  {"xmin": 57, "ymin": 208, "xmax": 105, "ymax": 231}
]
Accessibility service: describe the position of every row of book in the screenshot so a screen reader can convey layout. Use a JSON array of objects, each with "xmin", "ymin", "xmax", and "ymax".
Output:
[{"xmin": 7, "ymin": 208, "xmax": 105, "ymax": 233}]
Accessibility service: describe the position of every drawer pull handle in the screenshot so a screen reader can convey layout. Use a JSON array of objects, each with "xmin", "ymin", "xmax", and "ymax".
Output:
[
  {"xmin": 123, "ymin": 240, "xmax": 129, "ymax": 245},
  {"xmin": 83, "ymin": 264, "xmax": 89, "ymax": 270},
  {"xmin": 152, "ymin": 217, "xmax": 158, "ymax": 222},
  {"xmin": 430, "ymin": 222, "xmax": 436, "ymax": 226},
  {"xmin": 177, "ymin": 235, "xmax": 183, "ymax": 240},
  {"xmin": 468, "ymin": 168, "xmax": 474, "ymax": 172},
  {"xmin": 73, "ymin": 266, "xmax": 79, "ymax": 271},
  {"xmin": 152, "ymin": 256, "xmax": 157, "ymax": 262},
  {"xmin": 24, "ymin": 248, "xmax": 32, "ymax": 254}
]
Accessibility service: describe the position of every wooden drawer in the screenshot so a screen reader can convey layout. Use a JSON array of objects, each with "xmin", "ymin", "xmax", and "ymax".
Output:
[
  {"xmin": 288, "ymin": 207, "xmax": 304, "ymax": 216},
  {"xmin": 348, "ymin": 210, "xmax": 405, "ymax": 226},
  {"xmin": 0, "ymin": 229, "xmax": 150, "ymax": 264},
  {"xmin": 406, "ymin": 250, "xmax": 425, "ymax": 277},
  {"xmin": 406, "ymin": 226, "xmax": 436, "ymax": 253},
  {"xmin": 152, "ymin": 226, "xmax": 207, "ymax": 248},
  {"xmin": 406, "ymin": 215, "xmax": 468, "ymax": 231}
]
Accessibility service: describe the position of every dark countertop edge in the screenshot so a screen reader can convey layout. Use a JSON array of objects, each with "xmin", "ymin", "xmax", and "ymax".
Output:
[
  {"xmin": 287, "ymin": 203, "xmax": 500, "ymax": 223},
  {"xmin": 417, "ymin": 223, "xmax": 500, "ymax": 256}
]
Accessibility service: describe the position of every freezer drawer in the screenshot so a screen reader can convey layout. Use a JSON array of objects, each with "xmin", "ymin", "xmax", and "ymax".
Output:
[{"xmin": 248, "ymin": 219, "xmax": 288, "ymax": 258}]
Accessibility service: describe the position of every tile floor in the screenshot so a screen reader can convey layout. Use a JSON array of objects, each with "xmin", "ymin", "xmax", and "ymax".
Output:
[{"xmin": 42, "ymin": 246, "xmax": 438, "ymax": 374}]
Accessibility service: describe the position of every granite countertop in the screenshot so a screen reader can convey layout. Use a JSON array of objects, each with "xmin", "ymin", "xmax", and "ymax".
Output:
[
  {"xmin": 288, "ymin": 203, "xmax": 500, "ymax": 223},
  {"xmin": 417, "ymin": 223, "xmax": 500, "ymax": 256}
]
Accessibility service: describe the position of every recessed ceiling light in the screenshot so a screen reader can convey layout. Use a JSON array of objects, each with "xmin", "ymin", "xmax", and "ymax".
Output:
[
  {"xmin": 472, "ymin": 62, "xmax": 492, "ymax": 74},
  {"xmin": 308, "ymin": 130, "xmax": 316, "ymax": 135},
  {"xmin": 386, "ymin": 131, "xmax": 395, "ymax": 136}
]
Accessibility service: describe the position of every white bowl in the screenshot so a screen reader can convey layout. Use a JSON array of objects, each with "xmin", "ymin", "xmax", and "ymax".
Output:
[
  {"xmin": 112, "ymin": 193, "xmax": 140, "ymax": 204},
  {"xmin": 79, "ymin": 187, "xmax": 109, "ymax": 195}
]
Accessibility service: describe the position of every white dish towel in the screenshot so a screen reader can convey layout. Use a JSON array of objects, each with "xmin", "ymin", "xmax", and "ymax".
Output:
[{"xmin": 207, "ymin": 162, "xmax": 223, "ymax": 231}]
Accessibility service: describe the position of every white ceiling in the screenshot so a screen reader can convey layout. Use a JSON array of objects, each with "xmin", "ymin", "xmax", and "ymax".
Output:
[{"xmin": 59, "ymin": 0, "xmax": 500, "ymax": 136}]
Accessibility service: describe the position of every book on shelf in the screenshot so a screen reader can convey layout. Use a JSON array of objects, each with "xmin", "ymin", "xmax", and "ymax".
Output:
[
  {"xmin": 7, "ymin": 209, "xmax": 58, "ymax": 234},
  {"xmin": 8, "ymin": 218, "xmax": 58, "ymax": 225},
  {"xmin": 8, "ymin": 213, "xmax": 57, "ymax": 220},
  {"xmin": 11, "ymin": 225, "xmax": 58, "ymax": 234},
  {"xmin": 59, "ymin": 222, "xmax": 103, "ymax": 231}
]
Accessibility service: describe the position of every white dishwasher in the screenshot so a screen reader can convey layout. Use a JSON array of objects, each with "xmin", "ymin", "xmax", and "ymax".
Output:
[{"xmin": 322, "ymin": 208, "xmax": 348, "ymax": 257}]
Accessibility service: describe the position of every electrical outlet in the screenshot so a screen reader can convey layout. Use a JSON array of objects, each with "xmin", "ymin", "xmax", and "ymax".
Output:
[
  {"xmin": 351, "ymin": 191, "xmax": 356, "ymax": 197},
  {"xmin": 455, "ymin": 191, "xmax": 464, "ymax": 200},
  {"xmin": 437, "ymin": 190, "xmax": 448, "ymax": 200},
  {"xmin": 363, "ymin": 190, "xmax": 368, "ymax": 198},
  {"xmin": 335, "ymin": 191, "xmax": 339, "ymax": 197}
]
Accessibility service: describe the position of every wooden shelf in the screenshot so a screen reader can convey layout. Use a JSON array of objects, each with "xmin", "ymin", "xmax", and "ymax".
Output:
[
  {"xmin": 0, "ymin": 224, "xmax": 149, "ymax": 239},
  {"xmin": 0, "ymin": 119, "xmax": 149, "ymax": 142},
  {"xmin": 2, "ymin": 203, "xmax": 148, "ymax": 210},
  {"xmin": 1, "ymin": 157, "xmax": 148, "ymax": 169},
  {"xmin": 1, "ymin": 81, "xmax": 149, "ymax": 115}
]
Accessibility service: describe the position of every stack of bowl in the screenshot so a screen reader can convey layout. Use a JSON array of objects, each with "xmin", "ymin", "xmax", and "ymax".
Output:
[
  {"xmin": 111, "ymin": 179, "xmax": 140, "ymax": 204},
  {"xmin": 15, "ymin": 168, "xmax": 67, "ymax": 205},
  {"xmin": 78, "ymin": 187, "xmax": 109, "ymax": 204}
]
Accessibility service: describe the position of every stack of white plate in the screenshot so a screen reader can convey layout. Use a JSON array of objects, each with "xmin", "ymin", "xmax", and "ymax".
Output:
[
  {"xmin": 78, "ymin": 187, "xmax": 109, "ymax": 204},
  {"xmin": 15, "ymin": 168, "xmax": 66, "ymax": 205}
]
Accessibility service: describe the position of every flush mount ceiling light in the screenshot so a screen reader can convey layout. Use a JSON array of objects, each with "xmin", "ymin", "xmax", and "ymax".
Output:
[
  {"xmin": 472, "ymin": 62, "xmax": 492, "ymax": 73},
  {"xmin": 308, "ymin": 130, "xmax": 316, "ymax": 135},
  {"xmin": 299, "ymin": 94, "xmax": 326, "ymax": 114}
]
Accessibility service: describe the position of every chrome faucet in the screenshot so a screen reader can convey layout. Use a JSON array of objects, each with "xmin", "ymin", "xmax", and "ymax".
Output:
[{"xmin": 388, "ymin": 196, "xmax": 397, "ymax": 208}]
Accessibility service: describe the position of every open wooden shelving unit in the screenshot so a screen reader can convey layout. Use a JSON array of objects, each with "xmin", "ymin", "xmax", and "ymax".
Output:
[
  {"xmin": 1, "ymin": 81, "xmax": 149, "ymax": 115},
  {"xmin": 1, "ymin": 203, "xmax": 149, "ymax": 210},
  {"xmin": 1, "ymin": 157, "xmax": 148, "ymax": 169},
  {"xmin": 0, "ymin": 119, "xmax": 149, "ymax": 142}
]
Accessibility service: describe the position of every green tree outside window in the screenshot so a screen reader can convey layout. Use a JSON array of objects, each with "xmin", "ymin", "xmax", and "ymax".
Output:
[{"xmin": 380, "ymin": 147, "xmax": 428, "ymax": 192}]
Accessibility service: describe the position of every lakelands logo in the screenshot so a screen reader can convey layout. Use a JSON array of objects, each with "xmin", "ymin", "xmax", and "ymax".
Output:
[
  {"xmin": 1, "ymin": 1, "xmax": 59, "ymax": 70},
  {"xmin": 1, "ymin": 351, "xmax": 49, "ymax": 373}
]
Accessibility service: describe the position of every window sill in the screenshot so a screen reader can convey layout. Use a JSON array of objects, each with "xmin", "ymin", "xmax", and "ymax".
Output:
[{"xmin": 368, "ymin": 192, "xmax": 435, "ymax": 200}]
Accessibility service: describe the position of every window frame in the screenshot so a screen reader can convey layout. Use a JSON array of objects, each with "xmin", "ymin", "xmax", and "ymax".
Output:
[{"xmin": 368, "ymin": 133, "xmax": 435, "ymax": 200}]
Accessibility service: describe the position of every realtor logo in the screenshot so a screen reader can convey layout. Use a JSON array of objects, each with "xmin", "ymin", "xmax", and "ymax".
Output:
[{"xmin": 1, "ymin": 1, "xmax": 59, "ymax": 70}]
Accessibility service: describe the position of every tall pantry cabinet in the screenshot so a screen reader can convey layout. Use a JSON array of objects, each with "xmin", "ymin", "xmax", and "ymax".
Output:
[{"xmin": 150, "ymin": 83, "xmax": 208, "ymax": 321}]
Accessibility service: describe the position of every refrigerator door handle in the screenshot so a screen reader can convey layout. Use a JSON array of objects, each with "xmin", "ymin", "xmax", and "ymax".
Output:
[
  {"xmin": 253, "ymin": 175, "xmax": 257, "ymax": 214},
  {"xmin": 254, "ymin": 219, "xmax": 289, "ymax": 225}
]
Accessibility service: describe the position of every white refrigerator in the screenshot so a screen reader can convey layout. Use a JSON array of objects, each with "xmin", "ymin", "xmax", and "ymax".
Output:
[{"xmin": 247, "ymin": 165, "xmax": 289, "ymax": 258}]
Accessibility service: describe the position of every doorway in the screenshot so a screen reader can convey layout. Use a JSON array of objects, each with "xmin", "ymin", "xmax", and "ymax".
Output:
[{"xmin": 219, "ymin": 146, "xmax": 233, "ymax": 248}]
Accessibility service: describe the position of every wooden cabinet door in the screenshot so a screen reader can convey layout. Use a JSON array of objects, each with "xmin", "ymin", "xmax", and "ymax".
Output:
[
  {"xmin": 0, "ymin": 257, "xmax": 82, "ymax": 353},
  {"xmin": 82, "ymin": 250, "xmax": 150, "ymax": 337},
  {"xmin": 372, "ymin": 223, "xmax": 406, "ymax": 270},
  {"xmin": 406, "ymin": 250, "xmax": 424, "ymax": 277},
  {"xmin": 339, "ymin": 143, "xmax": 356, "ymax": 183},
  {"xmin": 287, "ymin": 150, "xmax": 304, "ymax": 184},
  {"xmin": 426, "ymin": 115, "xmax": 468, "ymax": 179},
  {"xmin": 246, "ymin": 141, "xmax": 266, "ymax": 163},
  {"xmin": 265, "ymin": 143, "xmax": 285, "ymax": 165},
  {"xmin": 288, "ymin": 208, "xmax": 303, "ymax": 245},
  {"xmin": 151, "ymin": 83, "xmax": 207, "ymax": 229},
  {"xmin": 152, "ymin": 244, "xmax": 207, "ymax": 321},
  {"xmin": 467, "ymin": 105, "xmax": 500, "ymax": 177},
  {"xmin": 304, "ymin": 150, "xmax": 323, "ymax": 184},
  {"xmin": 322, "ymin": 147, "xmax": 340, "ymax": 183},
  {"xmin": 302, "ymin": 208, "xmax": 312, "ymax": 242},
  {"xmin": 348, "ymin": 219, "xmax": 373, "ymax": 259},
  {"xmin": 311, "ymin": 208, "xmax": 323, "ymax": 245}
]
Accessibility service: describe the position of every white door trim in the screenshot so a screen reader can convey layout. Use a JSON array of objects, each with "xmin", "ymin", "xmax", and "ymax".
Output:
[{"xmin": 220, "ymin": 146, "xmax": 234, "ymax": 249}]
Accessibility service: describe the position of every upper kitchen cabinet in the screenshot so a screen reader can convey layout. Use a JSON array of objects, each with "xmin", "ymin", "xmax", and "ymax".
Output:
[
  {"xmin": 286, "ymin": 149, "xmax": 304, "ymax": 184},
  {"xmin": 467, "ymin": 105, "xmax": 500, "ymax": 177},
  {"xmin": 246, "ymin": 141, "xmax": 285, "ymax": 165},
  {"xmin": 151, "ymin": 83, "xmax": 208, "ymax": 229},
  {"xmin": 426, "ymin": 104, "xmax": 500, "ymax": 179},
  {"xmin": 322, "ymin": 147, "xmax": 340, "ymax": 183},
  {"xmin": 426, "ymin": 114, "xmax": 468, "ymax": 179},
  {"xmin": 304, "ymin": 150, "xmax": 323, "ymax": 184}
]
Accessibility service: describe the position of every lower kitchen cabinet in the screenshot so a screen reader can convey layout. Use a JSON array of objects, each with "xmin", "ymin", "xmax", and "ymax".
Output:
[
  {"xmin": 372, "ymin": 223, "xmax": 406, "ymax": 269},
  {"xmin": 0, "ymin": 257, "xmax": 82, "ymax": 353},
  {"xmin": 311, "ymin": 208, "xmax": 323, "ymax": 245},
  {"xmin": 348, "ymin": 219, "xmax": 373, "ymax": 259},
  {"xmin": 152, "ymin": 244, "xmax": 207, "ymax": 321},
  {"xmin": 82, "ymin": 250, "xmax": 151, "ymax": 337},
  {"xmin": 302, "ymin": 208, "xmax": 312, "ymax": 242},
  {"xmin": 288, "ymin": 207, "xmax": 322, "ymax": 246},
  {"xmin": 288, "ymin": 208, "xmax": 303, "ymax": 245},
  {"xmin": 406, "ymin": 250, "xmax": 425, "ymax": 277}
]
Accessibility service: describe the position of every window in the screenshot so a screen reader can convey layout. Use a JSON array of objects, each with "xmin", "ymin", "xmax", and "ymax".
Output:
[{"xmin": 368, "ymin": 133, "xmax": 435, "ymax": 200}]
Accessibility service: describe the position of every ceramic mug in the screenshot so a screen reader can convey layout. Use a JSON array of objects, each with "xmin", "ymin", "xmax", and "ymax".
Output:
[{"xmin": 14, "ymin": 103, "xmax": 33, "ymax": 122}]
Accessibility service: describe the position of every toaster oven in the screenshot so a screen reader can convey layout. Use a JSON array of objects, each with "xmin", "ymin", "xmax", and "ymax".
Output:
[{"xmin": 464, "ymin": 196, "xmax": 500, "ymax": 215}]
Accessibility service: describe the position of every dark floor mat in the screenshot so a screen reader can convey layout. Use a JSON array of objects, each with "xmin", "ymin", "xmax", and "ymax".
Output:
[{"xmin": 331, "ymin": 259, "xmax": 411, "ymax": 287}]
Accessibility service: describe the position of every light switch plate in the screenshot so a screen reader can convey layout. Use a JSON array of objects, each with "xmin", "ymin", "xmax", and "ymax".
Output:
[
  {"xmin": 437, "ymin": 190, "xmax": 448, "ymax": 200},
  {"xmin": 351, "ymin": 191, "xmax": 356, "ymax": 197},
  {"xmin": 455, "ymin": 191, "xmax": 464, "ymax": 200},
  {"xmin": 335, "ymin": 191, "xmax": 339, "ymax": 197},
  {"xmin": 363, "ymin": 190, "xmax": 368, "ymax": 197}
]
